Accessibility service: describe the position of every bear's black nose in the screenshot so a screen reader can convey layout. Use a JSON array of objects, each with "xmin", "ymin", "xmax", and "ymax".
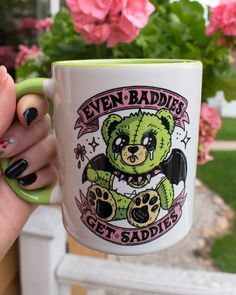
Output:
[{"xmin": 128, "ymin": 146, "xmax": 139, "ymax": 154}]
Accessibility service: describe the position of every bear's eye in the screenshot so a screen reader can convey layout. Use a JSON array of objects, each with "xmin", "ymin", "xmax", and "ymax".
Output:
[
  {"xmin": 113, "ymin": 134, "xmax": 129, "ymax": 153},
  {"xmin": 141, "ymin": 132, "xmax": 156, "ymax": 151}
]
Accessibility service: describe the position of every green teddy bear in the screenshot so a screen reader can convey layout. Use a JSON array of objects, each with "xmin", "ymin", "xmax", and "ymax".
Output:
[{"xmin": 86, "ymin": 109, "xmax": 175, "ymax": 228}]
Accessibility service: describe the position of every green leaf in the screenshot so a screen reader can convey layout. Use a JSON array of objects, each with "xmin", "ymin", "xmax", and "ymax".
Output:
[{"xmin": 216, "ymin": 74, "xmax": 236, "ymax": 101}]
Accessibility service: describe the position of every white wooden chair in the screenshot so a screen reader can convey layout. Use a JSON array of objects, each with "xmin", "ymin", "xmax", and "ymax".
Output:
[{"xmin": 20, "ymin": 206, "xmax": 236, "ymax": 295}]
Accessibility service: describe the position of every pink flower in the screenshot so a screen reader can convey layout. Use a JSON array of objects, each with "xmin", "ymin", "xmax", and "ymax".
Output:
[
  {"xmin": 200, "ymin": 103, "xmax": 221, "ymax": 130},
  {"xmin": 77, "ymin": 0, "xmax": 113, "ymax": 19},
  {"xmin": 15, "ymin": 45, "xmax": 43, "ymax": 69},
  {"xmin": 107, "ymin": 13, "xmax": 140, "ymax": 47},
  {"xmin": 0, "ymin": 46, "xmax": 16, "ymax": 69},
  {"xmin": 219, "ymin": 0, "xmax": 230, "ymax": 4},
  {"xmin": 198, "ymin": 104, "xmax": 222, "ymax": 165},
  {"xmin": 78, "ymin": 23, "xmax": 112, "ymax": 44},
  {"xmin": 20, "ymin": 18, "xmax": 36, "ymax": 32},
  {"xmin": 206, "ymin": 0, "xmax": 236, "ymax": 47},
  {"xmin": 66, "ymin": 0, "xmax": 155, "ymax": 47},
  {"xmin": 122, "ymin": 0, "xmax": 155, "ymax": 28},
  {"xmin": 198, "ymin": 142, "xmax": 214, "ymax": 165},
  {"xmin": 35, "ymin": 17, "xmax": 53, "ymax": 30}
]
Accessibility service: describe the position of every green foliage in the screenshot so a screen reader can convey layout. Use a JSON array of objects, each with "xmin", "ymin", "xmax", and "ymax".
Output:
[
  {"xmin": 18, "ymin": 8, "xmax": 113, "ymax": 78},
  {"xmin": 39, "ymin": 9, "xmax": 97, "ymax": 62},
  {"xmin": 197, "ymin": 151, "xmax": 236, "ymax": 272},
  {"xmin": 216, "ymin": 118, "xmax": 236, "ymax": 140},
  {"xmin": 212, "ymin": 231, "xmax": 236, "ymax": 273},
  {"xmin": 16, "ymin": 59, "xmax": 49, "ymax": 81},
  {"xmin": 16, "ymin": 0, "xmax": 236, "ymax": 101},
  {"xmin": 197, "ymin": 151, "xmax": 236, "ymax": 211},
  {"xmin": 114, "ymin": 0, "xmax": 236, "ymax": 101}
]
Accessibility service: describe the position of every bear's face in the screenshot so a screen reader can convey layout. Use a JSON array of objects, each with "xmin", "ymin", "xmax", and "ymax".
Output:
[{"xmin": 102, "ymin": 109, "xmax": 174, "ymax": 178}]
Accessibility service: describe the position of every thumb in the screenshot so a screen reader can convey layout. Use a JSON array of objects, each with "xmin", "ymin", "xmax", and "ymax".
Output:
[{"xmin": 0, "ymin": 66, "xmax": 16, "ymax": 137}]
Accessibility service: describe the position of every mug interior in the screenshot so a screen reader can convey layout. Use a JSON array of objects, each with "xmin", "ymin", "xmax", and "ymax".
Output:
[{"xmin": 53, "ymin": 58, "xmax": 201, "ymax": 67}]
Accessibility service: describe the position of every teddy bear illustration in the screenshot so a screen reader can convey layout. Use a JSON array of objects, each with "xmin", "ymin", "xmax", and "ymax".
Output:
[{"xmin": 84, "ymin": 109, "xmax": 185, "ymax": 228}]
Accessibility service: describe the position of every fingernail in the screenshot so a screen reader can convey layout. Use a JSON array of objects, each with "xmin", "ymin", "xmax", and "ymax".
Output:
[
  {"xmin": 0, "ymin": 65, "xmax": 8, "ymax": 86},
  {"xmin": 23, "ymin": 107, "xmax": 38, "ymax": 126},
  {"xmin": 0, "ymin": 138, "xmax": 15, "ymax": 157},
  {"xmin": 18, "ymin": 173, "xmax": 37, "ymax": 186},
  {"xmin": 5, "ymin": 159, "xmax": 28, "ymax": 178}
]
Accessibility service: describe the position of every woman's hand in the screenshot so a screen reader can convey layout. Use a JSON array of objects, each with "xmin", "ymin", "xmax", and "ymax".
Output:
[{"xmin": 0, "ymin": 66, "xmax": 58, "ymax": 261}]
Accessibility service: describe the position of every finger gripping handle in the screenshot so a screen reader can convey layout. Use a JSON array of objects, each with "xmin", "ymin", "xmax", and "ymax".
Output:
[{"xmin": 0, "ymin": 78, "xmax": 59, "ymax": 204}]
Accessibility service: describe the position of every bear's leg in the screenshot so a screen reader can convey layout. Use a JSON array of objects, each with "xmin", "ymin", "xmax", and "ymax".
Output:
[
  {"xmin": 156, "ymin": 177, "xmax": 174, "ymax": 210},
  {"xmin": 87, "ymin": 185, "xmax": 131, "ymax": 222},
  {"xmin": 127, "ymin": 190, "xmax": 161, "ymax": 228}
]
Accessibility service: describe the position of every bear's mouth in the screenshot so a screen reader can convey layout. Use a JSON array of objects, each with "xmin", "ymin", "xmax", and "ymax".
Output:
[
  {"xmin": 127, "ymin": 155, "xmax": 138, "ymax": 163},
  {"xmin": 114, "ymin": 166, "xmax": 160, "ymax": 186}
]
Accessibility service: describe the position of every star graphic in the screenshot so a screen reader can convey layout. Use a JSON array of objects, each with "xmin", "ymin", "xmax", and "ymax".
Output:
[
  {"xmin": 88, "ymin": 137, "xmax": 99, "ymax": 152},
  {"xmin": 181, "ymin": 132, "xmax": 191, "ymax": 149}
]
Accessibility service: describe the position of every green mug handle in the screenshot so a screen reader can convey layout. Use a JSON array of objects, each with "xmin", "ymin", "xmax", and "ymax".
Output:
[{"xmin": 0, "ymin": 78, "xmax": 59, "ymax": 204}]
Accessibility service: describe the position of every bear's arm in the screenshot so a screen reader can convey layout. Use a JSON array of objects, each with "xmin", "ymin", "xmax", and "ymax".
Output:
[{"xmin": 87, "ymin": 166, "xmax": 113, "ymax": 189}]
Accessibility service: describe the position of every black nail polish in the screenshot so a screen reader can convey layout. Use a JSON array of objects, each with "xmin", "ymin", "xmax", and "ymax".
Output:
[
  {"xmin": 18, "ymin": 173, "xmax": 37, "ymax": 186},
  {"xmin": 23, "ymin": 108, "xmax": 38, "ymax": 126},
  {"xmin": 5, "ymin": 159, "xmax": 28, "ymax": 178}
]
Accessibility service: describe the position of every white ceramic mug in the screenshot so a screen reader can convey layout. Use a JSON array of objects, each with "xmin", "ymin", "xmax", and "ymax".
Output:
[{"xmin": 1, "ymin": 59, "xmax": 202, "ymax": 255}]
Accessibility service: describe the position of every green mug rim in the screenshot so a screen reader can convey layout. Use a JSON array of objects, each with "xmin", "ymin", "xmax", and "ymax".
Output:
[{"xmin": 53, "ymin": 58, "xmax": 202, "ymax": 68}]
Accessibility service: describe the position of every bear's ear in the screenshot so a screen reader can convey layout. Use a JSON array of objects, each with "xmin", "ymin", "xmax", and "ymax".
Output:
[
  {"xmin": 156, "ymin": 109, "xmax": 175, "ymax": 134},
  {"xmin": 102, "ymin": 114, "xmax": 122, "ymax": 144}
]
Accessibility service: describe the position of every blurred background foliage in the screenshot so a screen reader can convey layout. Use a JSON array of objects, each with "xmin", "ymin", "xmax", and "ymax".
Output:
[
  {"xmin": 0, "ymin": 0, "xmax": 37, "ymax": 47},
  {"xmin": 16, "ymin": 0, "xmax": 236, "ymax": 102},
  {"xmin": 0, "ymin": 0, "xmax": 236, "ymax": 102}
]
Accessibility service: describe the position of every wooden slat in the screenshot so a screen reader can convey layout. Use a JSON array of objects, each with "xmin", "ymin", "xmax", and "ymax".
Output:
[
  {"xmin": 67, "ymin": 236, "xmax": 107, "ymax": 258},
  {"xmin": 67, "ymin": 236, "xmax": 107, "ymax": 295},
  {"xmin": 87, "ymin": 288, "xmax": 106, "ymax": 295},
  {"xmin": 2, "ymin": 276, "xmax": 20, "ymax": 295},
  {"xmin": 0, "ymin": 242, "xmax": 19, "ymax": 294},
  {"xmin": 20, "ymin": 206, "xmax": 68, "ymax": 295},
  {"xmin": 56, "ymin": 254, "xmax": 236, "ymax": 295}
]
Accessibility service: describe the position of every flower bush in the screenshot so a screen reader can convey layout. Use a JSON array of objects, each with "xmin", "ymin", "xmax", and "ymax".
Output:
[
  {"xmin": 35, "ymin": 17, "xmax": 53, "ymax": 31},
  {"xmin": 66, "ymin": 0, "xmax": 155, "ymax": 47},
  {"xmin": 206, "ymin": 0, "xmax": 236, "ymax": 49},
  {"xmin": 198, "ymin": 104, "xmax": 222, "ymax": 164},
  {"xmin": 20, "ymin": 17, "xmax": 36, "ymax": 33},
  {"xmin": 15, "ymin": 45, "xmax": 43, "ymax": 69},
  {"xmin": 15, "ymin": 0, "xmax": 236, "ymax": 103}
]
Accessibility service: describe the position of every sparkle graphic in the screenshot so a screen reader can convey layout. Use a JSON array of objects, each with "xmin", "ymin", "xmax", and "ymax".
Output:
[
  {"xmin": 88, "ymin": 137, "xmax": 99, "ymax": 152},
  {"xmin": 181, "ymin": 132, "xmax": 191, "ymax": 149}
]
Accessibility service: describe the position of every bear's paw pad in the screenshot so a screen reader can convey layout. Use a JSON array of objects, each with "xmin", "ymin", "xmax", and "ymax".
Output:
[
  {"xmin": 127, "ymin": 190, "xmax": 160, "ymax": 228},
  {"xmin": 87, "ymin": 185, "xmax": 116, "ymax": 222}
]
